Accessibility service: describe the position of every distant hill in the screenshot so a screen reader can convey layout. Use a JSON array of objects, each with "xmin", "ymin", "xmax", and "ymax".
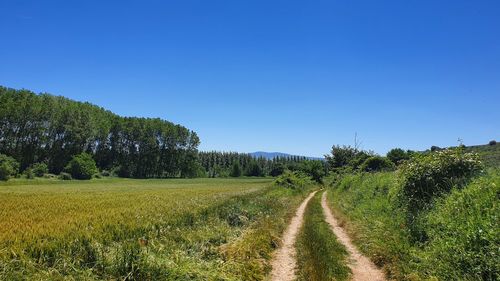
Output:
[
  {"xmin": 249, "ymin": 151, "xmax": 324, "ymax": 161},
  {"xmin": 430, "ymin": 142, "xmax": 499, "ymax": 168},
  {"xmin": 463, "ymin": 142, "xmax": 500, "ymax": 168}
]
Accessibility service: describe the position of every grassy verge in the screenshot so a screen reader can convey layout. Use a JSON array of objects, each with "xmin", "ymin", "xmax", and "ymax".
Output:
[
  {"xmin": 327, "ymin": 170, "xmax": 499, "ymax": 280},
  {"xmin": 296, "ymin": 191, "xmax": 351, "ymax": 281},
  {"xmin": 0, "ymin": 178, "xmax": 308, "ymax": 280}
]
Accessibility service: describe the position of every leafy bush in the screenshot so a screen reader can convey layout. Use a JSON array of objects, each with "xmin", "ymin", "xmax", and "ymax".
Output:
[
  {"xmin": 396, "ymin": 149, "xmax": 483, "ymax": 241},
  {"xmin": 64, "ymin": 153, "xmax": 98, "ymax": 180},
  {"xmin": 31, "ymin": 163, "xmax": 48, "ymax": 177},
  {"xmin": 24, "ymin": 168, "xmax": 35, "ymax": 179},
  {"xmin": 0, "ymin": 154, "xmax": 19, "ymax": 181},
  {"xmin": 360, "ymin": 156, "xmax": 395, "ymax": 172},
  {"xmin": 58, "ymin": 172, "xmax": 72, "ymax": 180},
  {"xmin": 274, "ymin": 170, "xmax": 314, "ymax": 189},
  {"xmin": 489, "ymin": 140, "xmax": 497, "ymax": 146}
]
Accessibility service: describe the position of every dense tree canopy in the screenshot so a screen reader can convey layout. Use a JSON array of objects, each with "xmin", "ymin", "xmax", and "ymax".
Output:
[{"xmin": 0, "ymin": 86, "xmax": 200, "ymax": 178}]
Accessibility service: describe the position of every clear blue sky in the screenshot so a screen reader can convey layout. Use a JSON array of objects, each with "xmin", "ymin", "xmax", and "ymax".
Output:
[{"xmin": 1, "ymin": 1, "xmax": 499, "ymax": 157}]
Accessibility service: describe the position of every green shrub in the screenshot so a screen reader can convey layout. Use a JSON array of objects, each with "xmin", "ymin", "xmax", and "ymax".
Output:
[
  {"xmin": 360, "ymin": 156, "xmax": 395, "ymax": 172},
  {"xmin": 423, "ymin": 172, "xmax": 500, "ymax": 280},
  {"xmin": 274, "ymin": 170, "xmax": 314, "ymax": 189},
  {"xmin": 58, "ymin": 172, "xmax": 72, "ymax": 180},
  {"xmin": 396, "ymin": 148, "xmax": 483, "ymax": 241},
  {"xmin": 489, "ymin": 140, "xmax": 497, "ymax": 146},
  {"xmin": 0, "ymin": 154, "xmax": 19, "ymax": 181},
  {"xmin": 24, "ymin": 168, "xmax": 35, "ymax": 179},
  {"xmin": 31, "ymin": 162, "xmax": 48, "ymax": 177},
  {"xmin": 64, "ymin": 153, "xmax": 98, "ymax": 180}
]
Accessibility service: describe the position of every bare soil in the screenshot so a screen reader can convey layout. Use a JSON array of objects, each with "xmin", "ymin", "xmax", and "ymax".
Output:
[{"xmin": 269, "ymin": 190, "xmax": 318, "ymax": 281}]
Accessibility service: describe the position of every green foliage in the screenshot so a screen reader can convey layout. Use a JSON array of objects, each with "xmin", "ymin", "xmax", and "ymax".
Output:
[
  {"xmin": 489, "ymin": 140, "xmax": 496, "ymax": 146},
  {"xmin": 65, "ymin": 153, "xmax": 98, "ymax": 180},
  {"xmin": 58, "ymin": 172, "xmax": 73, "ymax": 180},
  {"xmin": 325, "ymin": 145, "xmax": 376, "ymax": 172},
  {"xmin": 245, "ymin": 160, "xmax": 263, "ymax": 177},
  {"xmin": 0, "ymin": 86, "xmax": 200, "ymax": 178},
  {"xmin": 325, "ymin": 145, "xmax": 358, "ymax": 169},
  {"xmin": 229, "ymin": 162, "xmax": 242, "ymax": 177},
  {"xmin": 360, "ymin": 156, "xmax": 395, "ymax": 172},
  {"xmin": 329, "ymin": 172, "xmax": 420, "ymax": 279},
  {"xmin": 31, "ymin": 162, "xmax": 49, "ymax": 177},
  {"xmin": 396, "ymin": 148, "xmax": 483, "ymax": 241},
  {"xmin": 386, "ymin": 148, "xmax": 412, "ymax": 165},
  {"xmin": 199, "ymin": 151, "xmax": 309, "ymax": 178},
  {"xmin": 274, "ymin": 170, "xmax": 314, "ymax": 189},
  {"xmin": 296, "ymin": 192, "xmax": 350, "ymax": 281},
  {"xmin": 329, "ymin": 168, "xmax": 499, "ymax": 280},
  {"xmin": 0, "ymin": 153, "xmax": 19, "ymax": 181},
  {"xmin": 269, "ymin": 162, "xmax": 285, "ymax": 177},
  {"xmin": 423, "ymin": 172, "xmax": 500, "ymax": 280},
  {"xmin": 24, "ymin": 168, "xmax": 35, "ymax": 179},
  {"xmin": 299, "ymin": 160, "xmax": 326, "ymax": 183}
]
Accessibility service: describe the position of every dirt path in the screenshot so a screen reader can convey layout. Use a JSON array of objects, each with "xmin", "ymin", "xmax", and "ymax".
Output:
[
  {"xmin": 321, "ymin": 191, "xmax": 386, "ymax": 281},
  {"xmin": 269, "ymin": 190, "xmax": 317, "ymax": 281}
]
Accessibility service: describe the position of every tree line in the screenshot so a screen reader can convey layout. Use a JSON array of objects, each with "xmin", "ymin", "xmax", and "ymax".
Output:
[
  {"xmin": 198, "ymin": 151, "xmax": 313, "ymax": 177},
  {"xmin": 0, "ymin": 86, "xmax": 321, "ymax": 180},
  {"xmin": 0, "ymin": 86, "xmax": 199, "ymax": 179}
]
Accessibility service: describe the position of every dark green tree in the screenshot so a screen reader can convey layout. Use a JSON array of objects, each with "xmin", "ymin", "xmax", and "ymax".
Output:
[
  {"xmin": 386, "ymin": 148, "xmax": 410, "ymax": 165},
  {"xmin": 299, "ymin": 160, "xmax": 326, "ymax": 183},
  {"xmin": 229, "ymin": 162, "xmax": 242, "ymax": 177},
  {"xmin": 245, "ymin": 160, "xmax": 263, "ymax": 177},
  {"xmin": 360, "ymin": 156, "xmax": 395, "ymax": 172}
]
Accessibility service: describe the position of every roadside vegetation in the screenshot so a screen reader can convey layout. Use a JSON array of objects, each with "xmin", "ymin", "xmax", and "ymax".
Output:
[
  {"xmin": 326, "ymin": 147, "xmax": 499, "ymax": 280},
  {"xmin": 0, "ymin": 178, "xmax": 310, "ymax": 280}
]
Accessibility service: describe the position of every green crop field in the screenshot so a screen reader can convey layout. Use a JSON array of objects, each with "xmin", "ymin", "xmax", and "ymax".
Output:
[{"xmin": 0, "ymin": 178, "xmax": 309, "ymax": 280}]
